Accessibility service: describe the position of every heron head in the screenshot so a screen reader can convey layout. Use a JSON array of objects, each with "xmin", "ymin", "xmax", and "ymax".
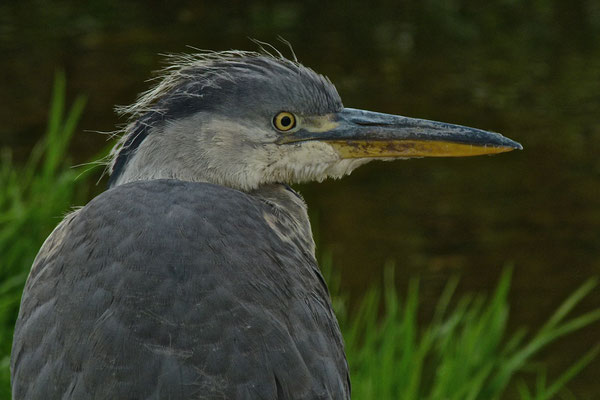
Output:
[{"xmin": 109, "ymin": 51, "xmax": 521, "ymax": 191}]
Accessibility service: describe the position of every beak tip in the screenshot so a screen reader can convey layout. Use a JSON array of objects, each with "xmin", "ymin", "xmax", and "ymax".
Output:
[
  {"xmin": 507, "ymin": 140, "xmax": 523, "ymax": 151},
  {"xmin": 493, "ymin": 132, "xmax": 522, "ymax": 151}
]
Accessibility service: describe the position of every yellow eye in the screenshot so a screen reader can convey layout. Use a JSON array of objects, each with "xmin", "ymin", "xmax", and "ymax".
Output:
[{"xmin": 273, "ymin": 112, "xmax": 296, "ymax": 132}]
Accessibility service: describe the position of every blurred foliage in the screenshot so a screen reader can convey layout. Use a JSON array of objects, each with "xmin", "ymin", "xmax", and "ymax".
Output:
[
  {"xmin": 321, "ymin": 256, "xmax": 600, "ymax": 399},
  {"xmin": 0, "ymin": 72, "xmax": 88, "ymax": 398}
]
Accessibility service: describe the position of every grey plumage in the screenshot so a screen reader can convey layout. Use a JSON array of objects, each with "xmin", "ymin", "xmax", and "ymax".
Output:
[
  {"xmin": 11, "ymin": 50, "xmax": 521, "ymax": 399},
  {"xmin": 12, "ymin": 180, "xmax": 348, "ymax": 399}
]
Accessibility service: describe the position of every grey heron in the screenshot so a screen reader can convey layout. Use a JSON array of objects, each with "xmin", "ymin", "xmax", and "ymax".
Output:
[{"xmin": 11, "ymin": 51, "xmax": 521, "ymax": 399}]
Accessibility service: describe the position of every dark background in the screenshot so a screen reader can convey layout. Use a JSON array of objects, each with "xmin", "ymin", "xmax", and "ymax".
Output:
[{"xmin": 1, "ymin": 0, "xmax": 599, "ymax": 397}]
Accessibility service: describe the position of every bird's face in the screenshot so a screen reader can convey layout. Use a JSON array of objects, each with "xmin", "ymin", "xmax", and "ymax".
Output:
[{"xmin": 110, "ymin": 54, "xmax": 521, "ymax": 191}]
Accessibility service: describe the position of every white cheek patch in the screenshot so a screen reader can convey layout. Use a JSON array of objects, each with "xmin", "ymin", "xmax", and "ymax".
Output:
[
  {"xmin": 263, "ymin": 141, "xmax": 373, "ymax": 184},
  {"xmin": 265, "ymin": 141, "xmax": 339, "ymax": 183},
  {"xmin": 323, "ymin": 158, "xmax": 372, "ymax": 179}
]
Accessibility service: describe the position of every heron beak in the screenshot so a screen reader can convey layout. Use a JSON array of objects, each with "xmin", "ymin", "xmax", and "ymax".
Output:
[{"xmin": 278, "ymin": 108, "xmax": 522, "ymax": 158}]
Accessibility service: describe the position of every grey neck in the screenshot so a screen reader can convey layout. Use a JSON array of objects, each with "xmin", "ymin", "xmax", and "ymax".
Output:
[{"xmin": 249, "ymin": 184, "xmax": 316, "ymax": 258}]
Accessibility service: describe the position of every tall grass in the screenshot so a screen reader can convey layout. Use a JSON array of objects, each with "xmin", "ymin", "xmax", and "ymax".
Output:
[
  {"xmin": 0, "ymin": 72, "xmax": 87, "ymax": 397},
  {"xmin": 322, "ymin": 256, "xmax": 600, "ymax": 399},
  {"xmin": 0, "ymin": 75, "xmax": 599, "ymax": 399}
]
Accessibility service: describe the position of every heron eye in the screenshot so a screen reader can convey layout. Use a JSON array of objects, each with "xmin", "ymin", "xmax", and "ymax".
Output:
[{"xmin": 273, "ymin": 112, "xmax": 296, "ymax": 132}]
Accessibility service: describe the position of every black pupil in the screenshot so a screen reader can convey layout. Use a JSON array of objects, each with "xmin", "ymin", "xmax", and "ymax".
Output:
[{"xmin": 280, "ymin": 116, "xmax": 292, "ymax": 127}]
